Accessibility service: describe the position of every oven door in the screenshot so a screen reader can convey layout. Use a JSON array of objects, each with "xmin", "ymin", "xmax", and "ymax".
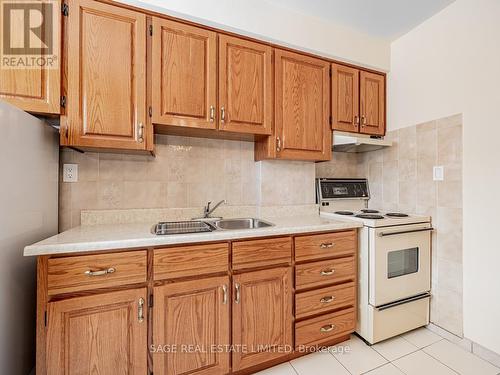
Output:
[{"xmin": 369, "ymin": 223, "xmax": 432, "ymax": 306}]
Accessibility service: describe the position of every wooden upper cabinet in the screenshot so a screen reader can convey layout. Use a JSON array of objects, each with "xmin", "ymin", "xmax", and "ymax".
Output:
[
  {"xmin": 331, "ymin": 63, "xmax": 359, "ymax": 133},
  {"xmin": 232, "ymin": 267, "xmax": 293, "ymax": 371},
  {"xmin": 218, "ymin": 35, "xmax": 272, "ymax": 135},
  {"xmin": 152, "ymin": 18, "xmax": 217, "ymax": 129},
  {"xmin": 0, "ymin": 0, "xmax": 61, "ymax": 114},
  {"xmin": 360, "ymin": 71, "xmax": 385, "ymax": 136},
  {"xmin": 62, "ymin": 0, "xmax": 149, "ymax": 150},
  {"xmin": 274, "ymin": 49, "xmax": 331, "ymax": 161},
  {"xmin": 46, "ymin": 288, "xmax": 148, "ymax": 374},
  {"xmin": 153, "ymin": 276, "xmax": 230, "ymax": 375}
]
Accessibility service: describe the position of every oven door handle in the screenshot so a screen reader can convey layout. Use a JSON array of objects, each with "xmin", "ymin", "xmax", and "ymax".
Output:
[
  {"xmin": 378, "ymin": 227, "xmax": 434, "ymax": 237},
  {"xmin": 376, "ymin": 292, "xmax": 431, "ymax": 311}
]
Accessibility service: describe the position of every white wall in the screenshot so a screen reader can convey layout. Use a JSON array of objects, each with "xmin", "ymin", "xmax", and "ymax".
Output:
[
  {"xmin": 389, "ymin": 0, "xmax": 500, "ymax": 355},
  {"xmin": 118, "ymin": 0, "xmax": 390, "ymax": 71}
]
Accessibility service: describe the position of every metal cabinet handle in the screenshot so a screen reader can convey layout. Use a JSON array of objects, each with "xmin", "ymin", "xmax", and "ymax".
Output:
[
  {"xmin": 84, "ymin": 267, "xmax": 115, "ymax": 277},
  {"xmin": 320, "ymin": 324, "xmax": 336, "ymax": 333},
  {"xmin": 221, "ymin": 107, "xmax": 226, "ymax": 122},
  {"xmin": 276, "ymin": 137, "xmax": 282, "ymax": 152},
  {"xmin": 138, "ymin": 298, "xmax": 145, "ymax": 322},
  {"xmin": 361, "ymin": 116, "xmax": 366, "ymax": 126},
  {"xmin": 209, "ymin": 105, "xmax": 215, "ymax": 122},
  {"xmin": 320, "ymin": 296, "xmax": 335, "ymax": 304},
  {"xmin": 320, "ymin": 242, "xmax": 335, "ymax": 249},
  {"xmin": 354, "ymin": 115, "xmax": 360, "ymax": 125},
  {"xmin": 320, "ymin": 269, "xmax": 335, "ymax": 276},
  {"xmin": 222, "ymin": 285, "xmax": 228, "ymax": 305},
  {"xmin": 137, "ymin": 122, "xmax": 144, "ymax": 143},
  {"xmin": 234, "ymin": 283, "xmax": 240, "ymax": 304}
]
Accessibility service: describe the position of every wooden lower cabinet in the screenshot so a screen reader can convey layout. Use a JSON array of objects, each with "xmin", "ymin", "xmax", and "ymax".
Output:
[
  {"xmin": 232, "ymin": 267, "xmax": 293, "ymax": 372},
  {"xmin": 153, "ymin": 276, "xmax": 230, "ymax": 375},
  {"xmin": 46, "ymin": 288, "xmax": 148, "ymax": 374}
]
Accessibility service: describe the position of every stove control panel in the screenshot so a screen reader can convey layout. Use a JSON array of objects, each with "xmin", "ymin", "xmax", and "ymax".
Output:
[{"xmin": 316, "ymin": 178, "xmax": 370, "ymax": 201}]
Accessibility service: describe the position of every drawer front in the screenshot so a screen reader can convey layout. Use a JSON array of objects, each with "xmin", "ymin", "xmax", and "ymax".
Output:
[
  {"xmin": 295, "ymin": 308, "xmax": 355, "ymax": 348},
  {"xmin": 232, "ymin": 237, "xmax": 292, "ymax": 270},
  {"xmin": 296, "ymin": 256, "xmax": 355, "ymax": 291},
  {"xmin": 154, "ymin": 243, "xmax": 228, "ymax": 280},
  {"xmin": 47, "ymin": 251, "xmax": 147, "ymax": 295},
  {"xmin": 295, "ymin": 230, "xmax": 356, "ymax": 262},
  {"xmin": 295, "ymin": 282, "xmax": 355, "ymax": 319}
]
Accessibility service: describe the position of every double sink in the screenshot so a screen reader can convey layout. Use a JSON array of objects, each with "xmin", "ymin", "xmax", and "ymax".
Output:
[{"xmin": 152, "ymin": 218, "xmax": 274, "ymax": 235}]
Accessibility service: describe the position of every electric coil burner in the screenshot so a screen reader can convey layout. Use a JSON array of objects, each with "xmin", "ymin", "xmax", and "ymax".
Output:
[
  {"xmin": 355, "ymin": 214, "xmax": 385, "ymax": 219},
  {"xmin": 334, "ymin": 211, "xmax": 354, "ymax": 215},
  {"xmin": 361, "ymin": 209, "xmax": 380, "ymax": 214},
  {"xmin": 386, "ymin": 212, "xmax": 409, "ymax": 218}
]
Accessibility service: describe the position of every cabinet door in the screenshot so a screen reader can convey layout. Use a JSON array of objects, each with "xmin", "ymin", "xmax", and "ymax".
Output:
[
  {"xmin": 360, "ymin": 71, "xmax": 385, "ymax": 136},
  {"xmin": 275, "ymin": 49, "xmax": 331, "ymax": 161},
  {"xmin": 232, "ymin": 267, "xmax": 293, "ymax": 371},
  {"xmin": 219, "ymin": 35, "xmax": 272, "ymax": 135},
  {"xmin": 63, "ymin": 0, "xmax": 149, "ymax": 150},
  {"xmin": 332, "ymin": 63, "xmax": 359, "ymax": 133},
  {"xmin": 46, "ymin": 288, "xmax": 147, "ymax": 374},
  {"xmin": 152, "ymin": 18, "xmax": 217, "ymax": 130},
  {"xmin": 153, "ymin": 276, "xmax": 230, "ymax": 375},
  {"xmin": 0, "ymin": 0, "xmax": 60, "ymax": 114}
]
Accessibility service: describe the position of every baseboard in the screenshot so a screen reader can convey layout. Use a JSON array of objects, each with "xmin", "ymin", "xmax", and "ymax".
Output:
[{"xmin": 427, "ymin": 323, "xmax": 500, "ymax": 368}]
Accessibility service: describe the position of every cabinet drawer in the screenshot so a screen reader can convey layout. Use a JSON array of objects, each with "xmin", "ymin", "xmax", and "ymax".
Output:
[
  {"xmin": 47, "ymin": 251, "xmax": 147, "ymax": 295},
  {"xmin": 232, "ymin": 237, "xmax": 292, "ymax": 270},
  {"xmin": 154, "ymin": 243, "xmax": 228, "ymax": 280},
  {"xmin": 295, "ymin": 308, "xmax": 355, "ymax": 348},
  {"xmin": 295, "ymin": 256, "xmax": 355, "ymax": 291},
  {"xmin": 295, "ymin": 282, "xmax": 355, "ymax": 319},
  {"xmin": 295, "ymin": 230, "xmax": 356, "ymax": 262}
]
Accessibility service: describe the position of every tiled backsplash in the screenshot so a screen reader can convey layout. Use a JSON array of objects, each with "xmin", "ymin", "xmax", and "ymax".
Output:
[
  {"xmin": 59, "ymin": 135, "xmax": 315, "ymax": 231},
  {"xmin": 317, "ymin": 114, "xmax": 464, "ymax": 337}
]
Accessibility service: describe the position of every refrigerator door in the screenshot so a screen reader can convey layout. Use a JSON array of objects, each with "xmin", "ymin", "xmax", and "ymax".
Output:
[{"xmin": 0, "ymin": 101, "xmax": 58, "ymax": 374}]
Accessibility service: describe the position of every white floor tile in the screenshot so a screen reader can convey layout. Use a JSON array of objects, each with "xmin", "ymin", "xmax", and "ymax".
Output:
[
  {"xmin": 254, "ymin": 362, "xmax": 297, "ymax": 375},
  {"xmin": 290, "ymin": 351, "xmax": 349, "ymax": 375},
  {"xmin": 372, "ymin": 336, "xmax": 419, "ymax": 361},
  {"xmin": 331, "ymin": 335, "xmax": 387, "ymax": 375},
  {"xmin": 393, "ymin": 350, "xmax": 457, "ymax": 375},
  {"xmin": 364, "ymin": 363, "xmax": 405, "ymax": 375},
  {"xmin": 401, "ymin": 327, "xmax": 443, "ymax": 348},
  {"xmin": 423, "ymin": 339, "xmax": 500, "ymax": 375}
]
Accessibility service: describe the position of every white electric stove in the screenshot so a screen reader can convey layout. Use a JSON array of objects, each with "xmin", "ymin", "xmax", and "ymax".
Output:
[{"xmin": 317, "ymin": 178, "xmax": 433, "ymax": 344}]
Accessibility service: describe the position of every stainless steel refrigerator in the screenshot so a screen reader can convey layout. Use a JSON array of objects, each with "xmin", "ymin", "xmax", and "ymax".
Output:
[{"xmin": 0, "ymin": 101, "xmax": 58, "ymax": 374}]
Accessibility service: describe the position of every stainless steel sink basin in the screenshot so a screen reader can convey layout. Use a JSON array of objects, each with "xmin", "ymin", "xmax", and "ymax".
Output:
[{"xmin": 212, "ymin": 218, "xmax": 274, "ymax": 230}]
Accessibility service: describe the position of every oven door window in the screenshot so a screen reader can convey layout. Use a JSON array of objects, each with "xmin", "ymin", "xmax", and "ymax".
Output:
[{"xmin": 387, "ymin": 247, "xmax": 419, "ymax": 279}]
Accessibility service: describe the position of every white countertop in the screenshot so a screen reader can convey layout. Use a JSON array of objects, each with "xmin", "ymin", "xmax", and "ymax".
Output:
[{"xmin": 23, "ymin": 214, "xmax": 362, "ymax": 256}]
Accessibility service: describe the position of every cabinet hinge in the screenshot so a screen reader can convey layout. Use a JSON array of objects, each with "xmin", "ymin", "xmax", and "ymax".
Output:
[
  {"xmin": 148, "ymin": 106, "xmax": 152, "ymax": 118},
  {"xmin": 148, "ymin": 293, "xmax": 154, "ymax": 308},
  {"xmin": 60, "ymin": 95, "xmax": 66, "ymax": 108},
  {"xmin": 149, "ymin": 24, "xmax": 153, "ymax": 36},
  {"xmin": 44, "ymin": 311, "xmax": 48, "ymax": 327},
  {"xmin": 61, "ymin": 3, "xmax": 69, "ymax": 16}
]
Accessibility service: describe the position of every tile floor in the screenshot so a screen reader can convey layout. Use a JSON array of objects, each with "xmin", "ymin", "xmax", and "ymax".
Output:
[{"xmin": 255, "ymin": 327, "xmax": 500, "ymax": 375}]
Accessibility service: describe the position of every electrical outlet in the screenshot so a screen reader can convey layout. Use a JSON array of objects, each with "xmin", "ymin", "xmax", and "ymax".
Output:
[
  {"xmin": 63, "ymin": 164, "xmax": 78, "ymax": 182},
  {"xmin": 433, "ymin": 166, "xmax": 444, "ymax": 181}
]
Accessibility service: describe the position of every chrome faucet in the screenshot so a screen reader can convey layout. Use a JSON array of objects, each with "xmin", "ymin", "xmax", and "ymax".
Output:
[{"xmin": 203, "ymin": 200, "xmax": 226, "ymax": 218}]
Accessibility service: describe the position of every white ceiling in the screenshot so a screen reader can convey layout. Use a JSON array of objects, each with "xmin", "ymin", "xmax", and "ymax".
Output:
[{"xmin": 267, "ymin": 0, "xmax": 455, "ymax": 40}]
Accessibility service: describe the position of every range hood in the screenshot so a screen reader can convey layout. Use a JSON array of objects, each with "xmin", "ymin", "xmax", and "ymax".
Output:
[{"xmin": 332, "ymin": 131, "xmax": 392, "ymax": 153}]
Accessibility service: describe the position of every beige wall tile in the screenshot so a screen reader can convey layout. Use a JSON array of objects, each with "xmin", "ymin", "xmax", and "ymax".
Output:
[
  {"xmin": 165, "ymin": 183, "xmax": 188, "ymax": 208},
  {"xmin": 399, "ymin": 180, "xmax": 417, "ymax": 207},
  {"xmin": 398, "ymin": 126, "xmax": 417, "ymax": 159},
  {"xmin": 436, "ymin": 113, "xmax": 462, "ymax": 129},
  {"xmin": 122, "ymin": 181, "xmax": 164, "ymax": 209},
  {"xmin": 437, "ymin": 181, "xmax": 462, "ymax": 208},
  {"xmin": 417, "ymin": 128, "xmax": 437, "ymax": 161},
  {"xmin": 98, "ymin": 181, "xmax": 123, "ymax": 209},
  {"xmin": 71, "ymin": 181, "xmax": 99, "ymax": 210},
  {"xmin": 437, "ymin": 125, "xmax": 462, "ymax": 165},
  {"xmin": 416, "ymin": 120, "xmax": 437, "ymax": 132},
  {"xmin": 73, "ymin": 152, "xmax": 99, "ymax": 182},
  {"xmin": 399, "ymin": 158, "xmax": 417, "ymax": 181}
]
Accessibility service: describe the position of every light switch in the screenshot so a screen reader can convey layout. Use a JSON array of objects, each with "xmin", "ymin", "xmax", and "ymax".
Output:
[
  {"xmin": 63, "ymin": 164, "xmax": 78, "ymax": 182},
  {"xmin": 433, "ymin": 166, "xmax": 444, "ymax": 181}
]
